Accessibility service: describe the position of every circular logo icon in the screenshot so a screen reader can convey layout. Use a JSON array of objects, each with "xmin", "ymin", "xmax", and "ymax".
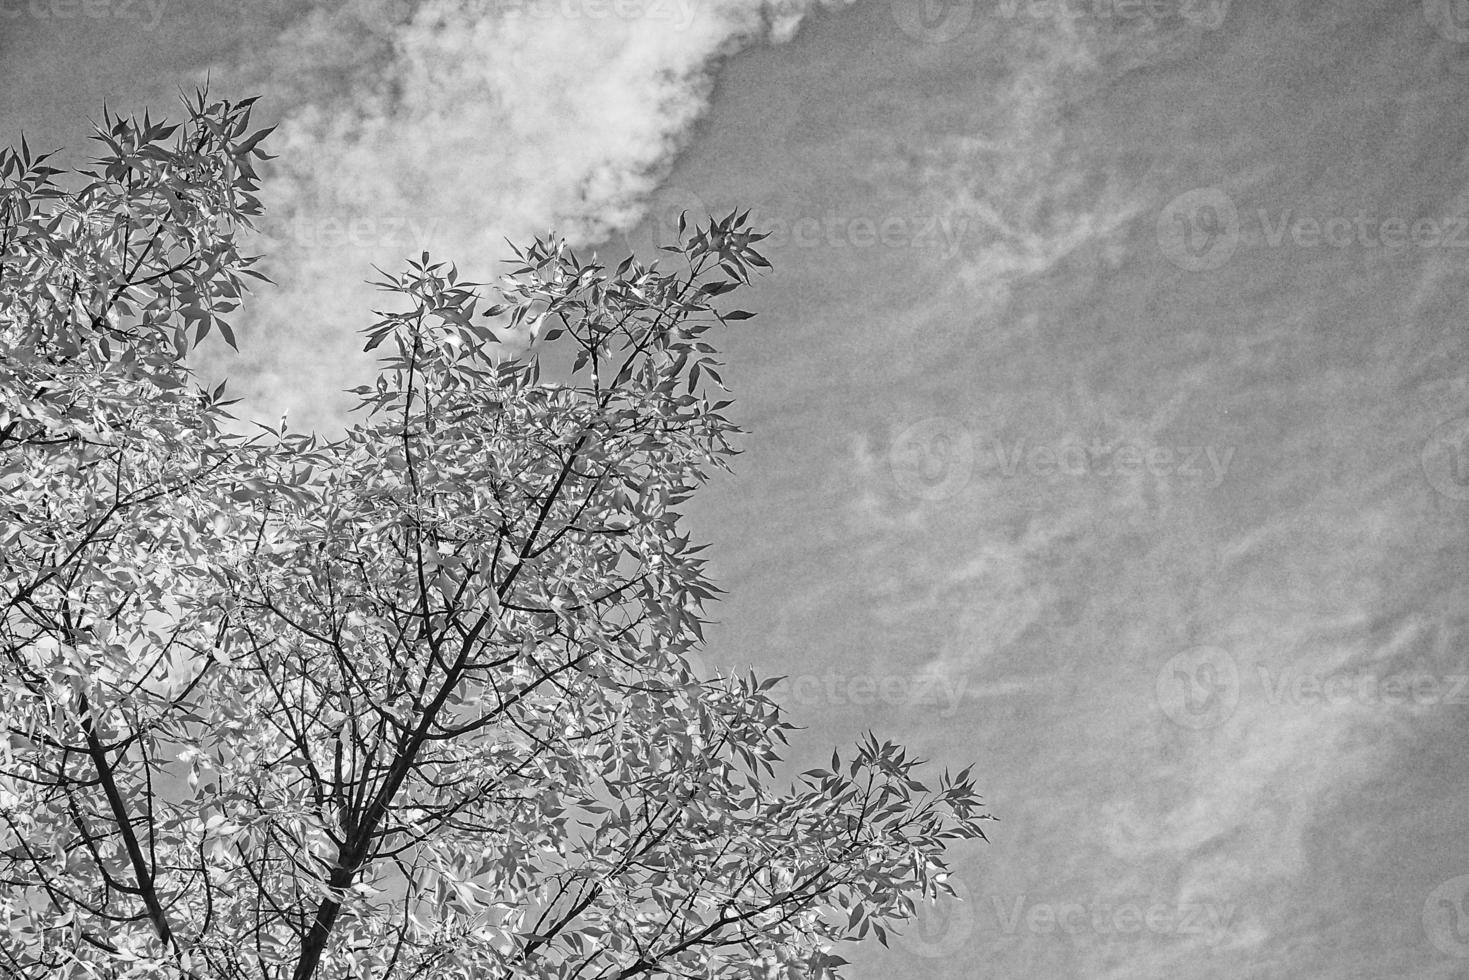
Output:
[
  {"xmin": 1421, "ymin": 416, "xmax": 1469, "ymax": 501},
  {"xmin": 1424, "ymin": 875, "xmax": 1469, "ymax": 957},
  {"xmin": 1156, "ymin": 646, "xmax": 1239, "ymax": 729},
  {"xmin": 1179, "ymin": 0, "xmax": 1230, "ymax": 29},
  {"xmin": 619, "ymin": 186, "xmax": 710, "ymax": 258},
  {"xmin": 890, "ymin": 418, "xmax": 975, "ymax": 501},
  {"xmin": 1426, "ymin": 0, "xmax": 1469, "ymax": 44},
  {"xmin": 898, "ymin": 876, "xmax": 974, "ymax": 958},
  {"xmin": 890, "ymin": 0, "xmax": 975, "ymax": 43},
  {"xmin": 1156, "ymin": 188, "xmax": 1240, "ymax": 272}
]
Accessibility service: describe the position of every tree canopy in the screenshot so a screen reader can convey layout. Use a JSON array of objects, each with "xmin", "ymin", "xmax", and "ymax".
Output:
[{"xmin": 0, "ymin": 91, "xmax": 991, "ymax": 980}]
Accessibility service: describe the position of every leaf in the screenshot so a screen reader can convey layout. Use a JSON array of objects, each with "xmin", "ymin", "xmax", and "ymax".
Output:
[{"xmin": 237, "ymin": 125, "xmax": 277, "ymax": 157}]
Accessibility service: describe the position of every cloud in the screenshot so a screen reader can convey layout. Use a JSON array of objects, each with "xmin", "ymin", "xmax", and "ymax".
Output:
[{"xmin": 197, "ymin": 0, "xmax": 854, "ymax": 430}]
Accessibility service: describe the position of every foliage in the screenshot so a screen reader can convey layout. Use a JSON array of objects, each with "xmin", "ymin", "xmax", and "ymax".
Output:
[{"xmin": 0, "ymin": 92, "xmax": 992, "ymax": 980}]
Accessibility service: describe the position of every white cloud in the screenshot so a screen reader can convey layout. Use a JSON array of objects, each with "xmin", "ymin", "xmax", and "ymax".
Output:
[{"xmin": 199, "ymin": 0, "xmax": 855, "ymax": 430}]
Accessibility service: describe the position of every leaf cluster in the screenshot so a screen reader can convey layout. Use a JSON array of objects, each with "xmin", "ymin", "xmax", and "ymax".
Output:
[{"xmin": 0, "ymin": 102, "xmax": 992, "ymax": 980}]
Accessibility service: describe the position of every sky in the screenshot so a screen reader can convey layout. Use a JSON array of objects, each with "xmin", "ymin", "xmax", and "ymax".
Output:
[{"xmin": 5, "ymin": 1, "xmax": 1469, "ymax": 978}]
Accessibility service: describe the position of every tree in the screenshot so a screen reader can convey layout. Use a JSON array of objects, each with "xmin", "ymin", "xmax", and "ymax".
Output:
[{"xmin": 0, "ymin": 92, "xmax": 993, "ymax": 980}]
